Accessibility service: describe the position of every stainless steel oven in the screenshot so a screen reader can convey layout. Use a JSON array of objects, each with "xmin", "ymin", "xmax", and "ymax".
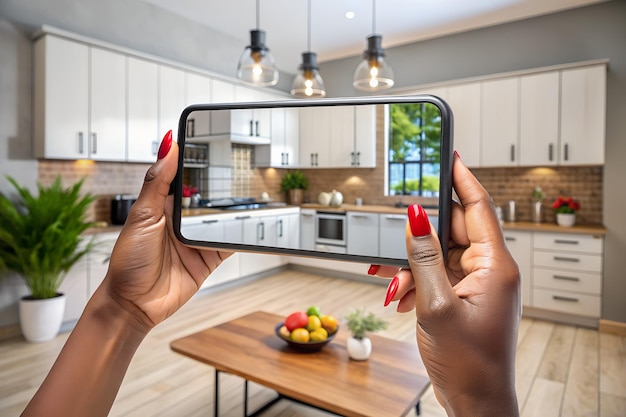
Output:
[{"xmin": 315, "ymin": 211, "xmax": 347, "ymax": 252}]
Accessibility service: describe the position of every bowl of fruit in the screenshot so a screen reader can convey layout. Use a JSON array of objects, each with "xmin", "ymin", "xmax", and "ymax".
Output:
[{"xmin": 276, "ymin": 306, "xmax": 339, "ymax": 352}]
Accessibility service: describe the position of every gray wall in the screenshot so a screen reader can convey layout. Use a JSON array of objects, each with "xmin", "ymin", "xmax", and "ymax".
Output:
[
  {"xmin": 1, "ymin": 0, "xmax": 625, "ymax": 324},
  {"xmin": 320, "ymin": 1, "xmax": 626, "ymax": 323}
]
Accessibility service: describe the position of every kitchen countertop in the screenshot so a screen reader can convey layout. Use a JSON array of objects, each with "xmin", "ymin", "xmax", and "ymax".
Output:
[
  {"xmin": 301, "ymin": 203, "xmax": 439, "ymax": 216},
  {"xmin": 501, "ymin": 221, "xmax": 607, "ymax": 235}
]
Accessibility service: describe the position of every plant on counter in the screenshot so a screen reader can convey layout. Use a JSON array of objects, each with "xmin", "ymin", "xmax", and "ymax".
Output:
[
  {"xmin": 552, "ymin": 196, "xmax": 580, "ymax": 214},
  {"xmin": 532, "ymin": 186, "xmax": 544, "ymax": 202},
  {"xmin": 279, "ymin": 170, "xmax": 308, "ymax": 192},
  {"xmin": 0, "ymin": 176, "xmax": 95, "ymax": 342},
  {"xmin": 182, "ymin": 184, "xmax": 198, "ymax": 197},
  {"xmin": 345, "ymin": 308, "xmax": 388, "ymax": 360}
]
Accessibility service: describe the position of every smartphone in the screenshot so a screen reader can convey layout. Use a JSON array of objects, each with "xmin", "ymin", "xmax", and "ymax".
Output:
[{"xmin": 172, "ymin": 95, "xmax": 453, "ymax": 267}]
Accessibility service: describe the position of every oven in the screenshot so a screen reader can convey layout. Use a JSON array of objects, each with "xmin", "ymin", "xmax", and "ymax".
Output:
[{"xmin": 315, "ymin": 211, "xmax": 347, "ymax": 252}]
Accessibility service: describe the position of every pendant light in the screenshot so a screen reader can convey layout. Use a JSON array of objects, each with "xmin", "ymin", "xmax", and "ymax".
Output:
[
  {"xmin": 290, "ymin": 0, "xmax": 326, "ymax": 97},
  {"xmin": 353, "ymin": 0, "xmax": 394, "ymax": 91},
  {"xmin": 236, "ymin": 0, "xmax": 279, "ymax": 86}
]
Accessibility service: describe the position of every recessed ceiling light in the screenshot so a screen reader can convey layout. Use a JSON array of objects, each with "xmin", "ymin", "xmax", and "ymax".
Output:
[{"xmin": 345, "ymin": 11, "xmax": 355, "ymax": 19}]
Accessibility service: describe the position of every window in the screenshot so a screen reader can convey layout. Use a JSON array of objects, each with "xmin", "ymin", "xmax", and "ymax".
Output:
[{"xmin": 387, "ymin": 103, "xmax": 441, "ymax": 196}]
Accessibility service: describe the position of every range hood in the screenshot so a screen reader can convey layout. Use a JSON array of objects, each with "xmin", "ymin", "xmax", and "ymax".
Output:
[{"xmin": 185, "ymin": 109, "xmax": 271, "ymax": 145}]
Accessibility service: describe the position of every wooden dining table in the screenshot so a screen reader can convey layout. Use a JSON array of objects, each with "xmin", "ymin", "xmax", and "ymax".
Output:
[{"xmin": 170, "ymin": 311, "xmax": 431, "ymax": 417}]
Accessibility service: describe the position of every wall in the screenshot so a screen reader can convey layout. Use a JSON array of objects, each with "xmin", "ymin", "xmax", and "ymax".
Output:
[{"xmin": 320, "ymin": 0, "xmax": 626, "ymax": 324}]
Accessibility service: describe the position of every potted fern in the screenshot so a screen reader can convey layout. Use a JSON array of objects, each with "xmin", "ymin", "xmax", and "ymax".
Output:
[
  {"xmin": 0, "ymin": 176, "xmax": 95, "ymax": 342},
  {"xmin": 280, "ymin": 170, "xmax": 308, "ymax": 205},
  {"xmin": 345, "ymin": 308, "xmax": 388, "ymax": 360}
]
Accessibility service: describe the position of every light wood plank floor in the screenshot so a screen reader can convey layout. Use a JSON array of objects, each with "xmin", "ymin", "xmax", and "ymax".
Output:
[{"xmin": 1, "ymin": 269, "xmax": 625, "ymax": 417}]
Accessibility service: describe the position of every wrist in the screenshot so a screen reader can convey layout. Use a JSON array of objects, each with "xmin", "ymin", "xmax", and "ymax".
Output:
[{"xmin": 444, "ymin": 386, "xmax": 519, "ymax": 417}]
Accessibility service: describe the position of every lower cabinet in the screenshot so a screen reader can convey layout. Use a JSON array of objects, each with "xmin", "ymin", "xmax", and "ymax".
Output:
[
  {"xmin": 379, "ymin": 214, "xmax": 407, "ymax": 259},
  {"xmin": 503, "ymin": 230, "xmax": 532, "ymax": 307},
  {"xmin": 300, "ymin": 209, "xmax": 316, "ymax": 251},
  {"xmin": 347, "ymin": 212, "xmax": 379, "ymax": 257}
]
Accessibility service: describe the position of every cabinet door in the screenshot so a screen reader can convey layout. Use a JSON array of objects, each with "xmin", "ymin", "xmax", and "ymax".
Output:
[
  {"xmin": 269, "ymin": 107, "xmax": 286, "ymax": 166},
  {"xmin": 185, "ymin": 72, "xmax": 212, "ymax": 106},
  {"xmin": 89, "ymin": 47, "xmax": 126, "ymax": 161},
  {"xmin": 276, "ymin": 214, "xmax": 300, "ymax": 249},
  {"xmin": 283, "ymin": 108, "xmax": 300, "ymax": 167},
  {"xmin": 242, "ymin": 216, "xmax": 277, "ymax": 247},
  {"xmin": 480, "ymin": 78, "xmax": 519, "ymax": 167},
  {"xmin": 329, "ymin": 106, "xmax": 355, "ymax": 167},
  {"xmin": 127, "ymin": 57, "xmax": 159, "ymax": 162},
  {"xmin": 159, "ymin": 65, "xmax": 186, "ymax": 138},
  {"xmin": 503, "ymin": 230, "xmax": 532, "ymax": 307},
  {"xmin": 446, "ymin": 83, "xmax": 481, "ymax": 167},
  {"xmin": 519, "ymin": 72, "xmax": 560, "ymax": 166},
  {"xmin": 181, "ymin": 218, "xmax": 225, "ymax": 242},
  {"xmin": 379, "ymin": 214, "xmax": 407, "ymax": 259},
  {"xmin": 347, "ymin": 212, "xmax": 379, "ymax": 257},
  {"xmin": 299, "ymin": 107, "xmax": 330, "ymax": 167},
  {"xmin": 354, "ymin": 105, "xmax": 377, "ymax": 167},
  {"xmin": 560, "ymin": 65, "xmax": 606, "ymax": 165},
  {"xmin": 34, "ymin": 35, "xmax": 89, "ymax": 159},
  {"xmin": 300, "ymin": 209, "xmax": 316, "ymax": 251}
]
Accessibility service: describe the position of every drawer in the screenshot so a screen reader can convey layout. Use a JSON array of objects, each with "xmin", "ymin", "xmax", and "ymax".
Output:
[
  {"xmin": 532, "ymin": 288, "xmax": 601, "ymax": 317},
  {"xmin": 533, "ymin": 251, "xmax": 602, "ymax": 273},
  {"xmin": 533, "ymin": 268, "xmax": 601, "ymax": 295},
  {"xmin": 533, "ymin": 232, "xmax": 603, "ymax": 254}
]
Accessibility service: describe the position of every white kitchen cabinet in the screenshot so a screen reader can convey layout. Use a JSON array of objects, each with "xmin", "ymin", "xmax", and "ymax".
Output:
[
  {"xmin": 480, "ymin": 77, "xmax": 520, "ymax": 167},
  {"xmin": 353, "ymin": 105, "xmax": 377, "ymax": 167},
  {"xmin": 159, "ymin": 65, "xmax": 186, "ymax": 138},
  {"xmin": 531, "ymin": 232, "xmax": 603, "ymax": 317},
  {"xmin": 181, "ymin": 216, "xmax": 226, "ymax": 242},
  {"xmin": 260, "ymin": 107, "xmax": 300, "ymax": 167},
  {"xmin": 559, "ymin": 65, "xmax": 606, "ymax": 165},
  {"xmin": 185, "ymin": 71, "xmax": 212, "ymax": 106},
  {"xmin": 328, "ymin": 106, "xmax": 356, "ymax": 167},
  {"xmin": 242, "ymin": 215, "xmax": 277, "ymax": 247},
  {"xmin": 347, "ymin": 212, "xmax": 379, "ymax": 257},
  {"xmin": 238, "ymin": 252, "xmax": 284, "ymax": 277},
  {"xmin": 34, "ymin": 36, "xmax": 126, "ymax": 161},
  {"xmin": 232, "ymin": 85, "xmax": 271, "ymax": 138},
  {"xmin": 299, "ymin": 106, "xmax": 331, "ymax": 167},
  {"xmin": 446, "ymin": 83, "xmax": 481, "ymax": 167},
  {"xmin": 519, "ymin": 72, "xmax": 560, "ymax": 166},
  {"xmin": 203, "ymin": 253, "xmax": 241, "ymax": 288},
  {"xmin": 127, "ymin": 57, "xmax": 159, "ymax": 162},
  {"xmin": 378, "ymin": 213, "xmax": 408, "ymax": 259},
  {"xmin": 503, "ymin": 230, "xmax": 532, "ymax": 307},
  {"xmin": 300, "ymin": 209, "xmax": 316, "ymax": 251},
  {"xmin": 276, "ymin": 213, "xmax": 300, "ymax": 249}
]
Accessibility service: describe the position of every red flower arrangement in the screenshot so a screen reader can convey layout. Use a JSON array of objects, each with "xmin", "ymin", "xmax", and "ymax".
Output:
[
  {"xmin": 552, "ymin": 196, "xmax": 580, "ymax": 214},
  {"xmin": 182, "ymin": 184, "xmax": 197, "ymax": 198}
]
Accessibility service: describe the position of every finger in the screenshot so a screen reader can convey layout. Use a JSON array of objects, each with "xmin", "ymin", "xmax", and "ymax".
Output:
[
  {"xmin": 368, "ymin": 264, "xmax": 399, "ymax": 278},
  {"xmin": 406, "ymin": 204, "xmax": 457, "ymax": 323},
  {"xmin": 449, "ymin": 201, "xmax": 469, "ymax": 247},
  {"xmin": 127, "ymin": 131, "xmax": 179, "ymax": 226}
]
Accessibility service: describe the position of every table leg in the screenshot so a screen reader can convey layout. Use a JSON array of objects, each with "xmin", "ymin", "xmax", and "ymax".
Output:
[
  {"xmin": 416, "ymin": 401, "xmax": 421, "ymax": 416},
  {"xmin": 214, "ymin": 370, "xmax": 220, "ymax": 417}
]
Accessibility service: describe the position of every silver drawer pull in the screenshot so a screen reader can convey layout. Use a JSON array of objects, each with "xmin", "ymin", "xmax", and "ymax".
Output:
[
  {"xmin": 351, "ymin": 214, "xmax": 369, "ymax": 219},
  {"xmin": 301, "ymin": 213, "xmax": 314, "ymax": 217},
  {"xmin": 235, "ymin": 215, "xmax": 251, "ymax": 220},
  {"xmin": 553, "ymin": 275, "xmax": 580, "ymax": 282},
  {"xmin": 505, "ymin": 236, "xmax": 516, "ymax": 242},
  {"xmin": 554, "ymin": 239, "xmax": 579, "ymax": 245},
  {"xmin": 202, "ymin": 220, "xmax": 218, "ymax": 224},
  {"xmin": 553, "ymin": 256, "xmax": 580, "ymax": 263},
  {"xmin": 552, "ymin": 295, "xmax": 579, "ymax": 303},
  {"xmin": 385, "ymin": 215, "xmax": 406, "ymax": 220}
]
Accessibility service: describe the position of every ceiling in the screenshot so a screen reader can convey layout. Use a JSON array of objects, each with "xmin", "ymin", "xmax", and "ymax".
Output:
[{"xmin": 140, "ymin": 0, "xmax": 603, "ymax": 75}]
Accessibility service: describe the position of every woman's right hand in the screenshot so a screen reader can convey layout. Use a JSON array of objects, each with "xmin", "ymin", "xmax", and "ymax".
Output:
[{"xmin": 376, "ymin": 153, "xmax": 521, "ymax": 416}]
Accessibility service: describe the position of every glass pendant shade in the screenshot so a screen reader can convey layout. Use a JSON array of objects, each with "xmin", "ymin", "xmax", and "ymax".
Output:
[
  {"xmin": 353, "ymin": 35, "xmax": 394, "ymax": 91},
  {"xmin": 291, "ymin": 52, "xmax": 326, "ymax": 97},
  {"xmin": 237, "ymin": 29, "xmax": 279, "ymax": 86}
]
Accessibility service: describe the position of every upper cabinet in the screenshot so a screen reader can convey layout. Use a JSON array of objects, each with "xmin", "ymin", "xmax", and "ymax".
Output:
[
  {"xmin": 445, "ymin": 84, "xmax": 481, "ymax": 167},
  {"xmin": 34, "ymin": 35, "xmax": 126, "ymax": 161},
  {"xmin": 480, "ymin": 77, "xmax": 520, "ymax": 167},
  {"xmin": 559, "ymin": 65, "xmax": 606, "ymax": 165},
  {"xmin": 127, "ymin": 57, "xmax": 159, "ymax": 162}
]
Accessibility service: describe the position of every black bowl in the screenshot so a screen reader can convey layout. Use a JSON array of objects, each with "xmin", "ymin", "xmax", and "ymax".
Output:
[{"xmin": 275, "ymin": 322, "xmax": 338, "ymax": 352}]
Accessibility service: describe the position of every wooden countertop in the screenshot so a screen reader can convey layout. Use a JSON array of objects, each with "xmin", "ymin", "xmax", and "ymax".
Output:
[
  {"xmin": 301, "ymin": 203, "xmax": 439, "ymax": 216},
  {"xmin": 501, "ymin": 221, "xmax": 607, "ymax": 235}
]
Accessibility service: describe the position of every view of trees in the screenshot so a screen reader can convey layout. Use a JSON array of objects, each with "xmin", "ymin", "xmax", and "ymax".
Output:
[{"xmin": 388, "ymin": 103, "xmax": 442, "ymax": 196}]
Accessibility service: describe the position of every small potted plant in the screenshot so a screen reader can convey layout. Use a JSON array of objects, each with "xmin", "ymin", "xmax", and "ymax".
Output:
[
  {"xmin": 532, "ymin": 186, "xmax": 544, "ymax": 223},
  {"xmin": 0, "ymin": 176, "xmax": 95, "ymax": 342},
  {"xmin": 345, "ymin": 308, "xmax": 388, "ymax": 360},
  {"xmin": 182, "ymin": 184, "xmax": 197, "ymax": 208},
  {"xmin": 552, "ymin": 196, "xmax": 580, "ymax": 227},
  {"xmin": 280, "ymin": 170, "xmax": 308, "ymax": 205}
]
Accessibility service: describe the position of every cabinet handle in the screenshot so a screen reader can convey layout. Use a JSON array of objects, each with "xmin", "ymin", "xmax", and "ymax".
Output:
[
  {"xmin": 356, "ymin": 151, "xmax": 361, "ymax": 166},
  {"xmin": 310, "ymin": 153, "xmax": 314, "ymax": 166},
  {"xmin": 258, "ymin": 222, "xmax": 265, "ymax": 241},
  {"xmin": 278, "ymin": 219, "xmax": 283, "ymax": 237},
  {"xmin": 92, "ymin": 132, "xmax": 97, "ymax": 154},
  {"xmin": 350, "ymin": 151, "xmax": 355, "ymax": 166},
  {"xmin": 255, "ymin": 120, "xmax": 260, "ymax": 136},
  {"xmin": 548, "ymin": 143, "xmax": 553, "ymax": 161},
  {"xmin": 384, "ymin": 215, "xmax": 406, "ymax": 220},
  {"xmin": 553, "ymin": 275, "xmax": 580, "ymax": 282},
  {"xmin": 505, "ymin": 236, "xmax": 517, "ymax": 242},
  {"xmin": 564, "ymin": 143, "xmax": 569, "ymax": 161},
  {"xmin": 553, "ymin": 256, "xmax": 580, "ymax": 263},
  {"xmin": 315, "ymin": 153, "xmax": 319, "ymax": 166},
  {"xmin": 202, "ymin": 220, "xmax": 218, "ymax": 224},
  {"xmin": 249, "ymin": 120, "xmax": 254, "ymax": 136},
  {"xmin": 510, "ymin": 144, "xmax": 515, "ymax": 162},
  {"xmin": 78, "ymin": 132, "xmax": 84, "ymax": 154},
  {"xmin": 152, "ymin": 141, "xmax": 159, "ymax": 155},
  {"xmin": 235, "ymin": 215, "xmax": 251, "ymax": 220},
  {"xmin": 285, "ymin": 153, "xmax": 289, "ymax": 165},
  {"xmin": 552, "ymin": 295, "xmax": 579, "ymax": 303},
  {"xmin": 351, "ymin": 214, "xmax": 369, "ymax": 219},
  {"xmin": 554, "ymin": 239, "xmax": 579, "ymax": 245},
  {"xmin": 301, "ymin": 213, "xmax": 314, "ymax": 217}
]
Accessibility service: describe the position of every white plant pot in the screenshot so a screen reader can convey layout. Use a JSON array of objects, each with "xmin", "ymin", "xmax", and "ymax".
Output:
[
  {"xmin": 19, "ymin": 294, "xmax": 66, "ymax": 343},
  {"xmin": 181, "ymin": 197, "xmax": 191, "ymax": 208},
  {"xmin": 556, "ymin": 213, "xmax": 576, "ymax": 227},
  {"xmin": 347, "ymin": 336, "xmax": 372, "ymax": 360}
]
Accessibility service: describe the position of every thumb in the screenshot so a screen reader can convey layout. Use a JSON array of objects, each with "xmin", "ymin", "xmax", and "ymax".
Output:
[
  {"xmin": 406, "ymin": 204, "xmax": 457, "ymax": 326},
  {"xmin": 127, "ymin": 130, "xmax": 179, "ymax": 227}
]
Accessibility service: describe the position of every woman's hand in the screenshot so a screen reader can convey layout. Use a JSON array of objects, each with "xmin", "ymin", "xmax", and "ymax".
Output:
[
  {"xmin": 375, "ymin": 153, "xmax": 521, "ymax": 416},
  {"xmin": 103, "ymin": 130, "xmax": 231, "ymax": 331}
]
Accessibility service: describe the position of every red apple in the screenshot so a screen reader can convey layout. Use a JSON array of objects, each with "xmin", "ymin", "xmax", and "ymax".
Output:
[{"xmin": 284, "ymin": 311, "xmax": 309, "ymax": 332}]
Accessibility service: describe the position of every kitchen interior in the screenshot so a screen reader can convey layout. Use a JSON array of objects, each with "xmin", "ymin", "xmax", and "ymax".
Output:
[{"xmin": 1, "ymin": 0, "xmax": 625, "ymax": 416}]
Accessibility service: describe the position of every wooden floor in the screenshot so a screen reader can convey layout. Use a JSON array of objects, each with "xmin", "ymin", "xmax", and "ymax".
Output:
[{"xmin": 0, "ymin": 269, "xmax": 625, "ymax": 417}]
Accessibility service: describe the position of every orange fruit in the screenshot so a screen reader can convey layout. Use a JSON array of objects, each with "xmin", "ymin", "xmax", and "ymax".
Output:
[
  {"xmin": 310, "ymin": 328, "xmax": 328, "ymax": 342},
  {"xmin": 290, "ymin": 328, "xmax": 310, "ymax": 343},
  {"xmin": 321, "ymin": 315, "xmax": 338, "ymax": 333},
  {"xmin": 306, "ymin": 315, "xmax": 322, "ymax": 331}
]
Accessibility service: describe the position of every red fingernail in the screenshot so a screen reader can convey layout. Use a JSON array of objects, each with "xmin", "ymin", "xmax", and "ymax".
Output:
[
  {"xmin": 367, "ymin": 264, "xmax": 380, "ymax": 275},
  {"xmin": 384, "ymin": 276, "xmax": 399, "ymax": 307},
  {"xmin": 408, "ymin": 204, "xmax": 431, "ymax": 237},
  {"xmin": 157, "ymin": 130, "xmax": 173, "ymax": 160},
  {"xmin": 454, "ymin": 150, "xmax": 461, "ymax": 159}
]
